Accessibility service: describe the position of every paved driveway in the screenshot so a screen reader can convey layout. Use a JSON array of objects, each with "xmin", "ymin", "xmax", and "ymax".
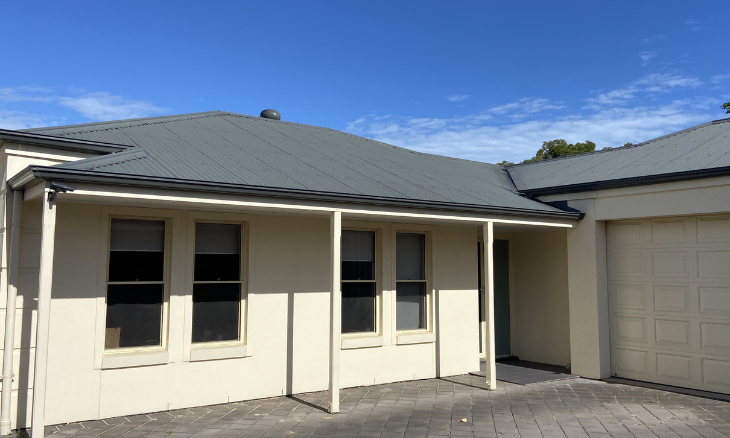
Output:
[{"xmin": 43, "ymin": 374, "xmax": 730, "ymax": 438}]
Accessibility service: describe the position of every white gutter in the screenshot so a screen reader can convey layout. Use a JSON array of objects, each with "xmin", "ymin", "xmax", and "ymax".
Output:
[
  {"xmin": 61, "ymin": 187, "xmax": 577, "ymax": 229},
  {"xmin": 1, "ymin": 191, "xmax": 23, "ymax": 434}
]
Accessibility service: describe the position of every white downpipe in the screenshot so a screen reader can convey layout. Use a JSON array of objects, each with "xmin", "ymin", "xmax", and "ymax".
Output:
[
  {"xmin": 31, "ymin": 188, "xmax": 57, "ymax": 438},
  {"xmin": 1, "ymin": 191, "xmax": 23, "ymax": 434},
  {"xmin": 328, "ymin": 211, "xmax": 341, "ymax": 414},
  {"xmin": 482, "ymin": 222, "xmax": 497, "ymax": 390}
]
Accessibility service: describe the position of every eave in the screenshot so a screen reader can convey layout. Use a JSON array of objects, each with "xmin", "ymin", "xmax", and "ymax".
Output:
[
  {"xmin": 516, "ymin": 166, "xmax": 730, "ymax": 197},
  {"xmin": 0, "ymin": 129, "xmax": 131, "ymax": 155},
  {"xmin": 9, "ymin": 165, "xmax": 582, "ymax": 221}
]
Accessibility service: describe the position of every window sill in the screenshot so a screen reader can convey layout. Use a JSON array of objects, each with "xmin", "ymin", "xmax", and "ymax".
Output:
[
  {"xmin": 341, "ymin": 335, "xmax": 383, "ymax": 350},
  {"xmin": 190, "ymin": 344, "xmax": 250, "ymax": 362},
  {"xmin": 102, "ymin": 350, "xmax": 169, "ymax": 369},
  {"xmin": 396, "ymin": 332, "xmax": 435, "ymax": 345}
]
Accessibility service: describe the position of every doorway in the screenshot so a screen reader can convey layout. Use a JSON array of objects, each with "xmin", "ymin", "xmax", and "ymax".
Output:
[{"xmin": 479, "ymin": 240, "xmax": 511, "ymax": 358}]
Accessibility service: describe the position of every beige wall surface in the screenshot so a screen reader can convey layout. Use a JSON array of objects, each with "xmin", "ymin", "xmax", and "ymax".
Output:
[
  {"xmin": 552, "ymin": 177, "xmax": 730, "ymax": 380},
  {"xmin": 5, "ymin": 202, "xmax": 480, "ymax": 427},
  {"xmin": 0, "ymin": 145, "xmax": 97, "ymax": 427},
  {"xmin": 503, "ymin": 230, "xmax": 571, "ymax": 366}
]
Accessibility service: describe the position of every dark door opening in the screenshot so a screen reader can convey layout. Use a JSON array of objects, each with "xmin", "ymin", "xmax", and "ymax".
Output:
[{"xmin": 479, "ymin": 240, "xmax": 511, "ymax": 357}]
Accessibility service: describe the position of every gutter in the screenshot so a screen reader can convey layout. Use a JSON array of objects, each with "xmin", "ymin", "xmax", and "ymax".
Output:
[
  {"xmin": 9, "ymin": 165, "xmax": 582, "ymax": 220},
  {"xmin": 0, "ymin": 129, "xmax": 130, "ymax": 155},
  {"xmin": 517, "ymin": 166, "xmax": 730, "ymax": 197}
]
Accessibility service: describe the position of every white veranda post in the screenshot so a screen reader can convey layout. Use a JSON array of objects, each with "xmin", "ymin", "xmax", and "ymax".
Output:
[
  {"xmin": 31, "ymin": 188, "xmax": 58, "ymax": 438},
  {"xmin": 329, "ymin": 211, "xmax": 342, "ymax": 413},
  {"xmin": 482, "ymin": 222, "xmax": 497, "ymax": 390},
  {"xmin": 1, "ymin": 191, "xmax": 23, "ymax": 435}
]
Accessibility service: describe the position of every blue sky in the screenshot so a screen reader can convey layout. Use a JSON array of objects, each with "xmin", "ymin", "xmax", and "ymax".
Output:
[{"xmin": 1, "ymin": 1, "xmax": 728, "ymax": 163}]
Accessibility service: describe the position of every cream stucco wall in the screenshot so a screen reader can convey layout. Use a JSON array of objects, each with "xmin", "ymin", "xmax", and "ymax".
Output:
[
  {"xmin": 542, "ymin": 176, "xmax": 730, "ymax": 380},
  {"xmin": 6, "ymin": 201, "xmax": 480, "ymax": 427},
  {"xmin": 0, "ymin": 144, "xmax": 96, "ymax": 428},
  {"xmin": 496, "ymin": 230, "xmax": 571, "ymax": 366}
]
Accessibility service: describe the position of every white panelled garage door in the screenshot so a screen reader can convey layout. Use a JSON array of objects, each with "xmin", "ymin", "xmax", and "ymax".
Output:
[{"xmin": 607, "ymin": 215, "xmax": 730, "ymax": 394}]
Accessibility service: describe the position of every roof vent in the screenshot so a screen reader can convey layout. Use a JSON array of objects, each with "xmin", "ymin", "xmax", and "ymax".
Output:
[{"xmin": 260, "ymin": 109, "xmax": 281, "ymax": 120}]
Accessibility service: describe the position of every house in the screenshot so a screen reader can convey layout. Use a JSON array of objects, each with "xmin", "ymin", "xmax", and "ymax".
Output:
[{"xmin": 0, "ymin": 110, "xmax": 728, "ymax": 437}]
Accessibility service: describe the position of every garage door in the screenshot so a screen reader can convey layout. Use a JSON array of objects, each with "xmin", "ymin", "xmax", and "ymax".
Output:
[{"xmin": 607, "ymin": 215, "xmax": 730, "ymax": 394}]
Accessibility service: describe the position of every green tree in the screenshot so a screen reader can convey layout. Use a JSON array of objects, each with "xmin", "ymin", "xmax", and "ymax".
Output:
[
  {"xmin": 723, "ymin": 102, "xmax": 730, "ymax": 114},
  {"xmin": 495, "ymin": 160, "xmax": 514, "ymax": 166},
  {"xmin": 525, "ymin": 139, "xmax": 596, "ymax": 162}
]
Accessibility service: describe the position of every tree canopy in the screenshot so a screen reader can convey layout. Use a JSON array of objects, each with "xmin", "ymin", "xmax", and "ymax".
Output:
[{"xmin": 723, "ymin": 102, "xmax": 730, "ymax": 114}]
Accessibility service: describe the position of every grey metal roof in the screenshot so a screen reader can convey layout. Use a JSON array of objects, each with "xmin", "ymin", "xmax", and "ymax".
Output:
[
  {"xmin": 22, "ymin": 111, "xmax": 571, "ymax": 217},
  {"xmin": 507, "ymin": 117, "xmax": 730, "ymax": 195}
]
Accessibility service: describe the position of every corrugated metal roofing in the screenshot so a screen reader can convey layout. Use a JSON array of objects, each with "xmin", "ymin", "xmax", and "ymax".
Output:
[
  {"xmin": 507, "ymin": 117, "xmax": 730, "ymax": 194},
  {"xmin": 25, "ymin": 111, "xmax": 562, "ymax": 214}
]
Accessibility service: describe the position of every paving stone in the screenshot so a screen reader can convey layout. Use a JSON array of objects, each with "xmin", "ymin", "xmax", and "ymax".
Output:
[{"xmin": 22, "ymin": 374, "xmax": 730, "ymax": 438}]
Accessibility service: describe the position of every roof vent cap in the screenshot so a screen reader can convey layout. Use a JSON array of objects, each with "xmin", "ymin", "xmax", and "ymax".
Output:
[{"xmin": 260, "ymin": 109, "xmax": 281, "ymax": 120}]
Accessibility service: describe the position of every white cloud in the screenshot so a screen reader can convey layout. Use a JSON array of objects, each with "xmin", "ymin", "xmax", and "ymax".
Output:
[
  {"xmin": 488, "ymin": 97, "xmax": 565, "ymax": 117},
  {"xmin": 0, "ymin": 86, "xmax": 168, "ymax": 125},
  {"xmin": 347, "ymin": 102, "xmax": 715, "ymax": 164},
  {"xmin": 685, "ymin": 19, "xmax": 703, "ymax": 30},
  {"xmin": 446, "ymin": 94, "xmax": 471, "ymax": 102},
  {"xmin": 710, "ymin": 74, "xmax": 730, "ymax": 84},
  {"xmin": 0, "ymin": 85, "xmax": 55, "ymax": 103},
  {"xmin": 59, "ymin": 92, "xmax": 167, "ymax": 121},
  {"xmin": 638, "ymin": 51, "xmax": 657, "ymax": 66},
  {"xmin": 584, "ymin": 73, "xmax": 702, "ymax": 109},
  {"xmin": 641, "ymin": 34, "xmax": 666, "ymax": 44},
  {"xmin": 348, "ymin": 71, "xmax": 721, "ymax": 164},
  {"xmin": 0, "ymin": 109, "xmax": 51, "ymax": 130}
]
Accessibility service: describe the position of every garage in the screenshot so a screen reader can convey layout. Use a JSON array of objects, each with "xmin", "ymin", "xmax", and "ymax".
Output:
[{"xmin": 607, "ymin": 214, "xmax": 730, "ymax": 393}]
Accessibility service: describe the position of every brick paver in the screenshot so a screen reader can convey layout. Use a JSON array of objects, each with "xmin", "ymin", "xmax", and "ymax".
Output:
[{"xmin": 36, "ymin": 374, "xmax": 730, "ymax": 438}]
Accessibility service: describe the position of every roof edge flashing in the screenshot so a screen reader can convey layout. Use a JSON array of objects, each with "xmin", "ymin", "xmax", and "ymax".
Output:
[
  {"xmin": 521, "ymin": 166, "xmax": 730, "ymax": 197},
  {"xmin": 23, "ymin": 166, "xmax": 582, "ymax": 220},
  {"xmin": 0, "ymin": 129, "xmax": 131, "ymax": 154}
]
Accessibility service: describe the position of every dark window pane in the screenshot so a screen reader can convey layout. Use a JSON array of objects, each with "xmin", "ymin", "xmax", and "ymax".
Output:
[
  {"xmin": 109, "ymin": 219, "xmax": 165, "ymax": 282},
  {"xmin": 105, "ymin": 284, "xmax": 163, "ymax": 348},
  {"xmin": 342, "ymin": 231, "xmax": 375, "ymax": 281},
  {"xmin": 342, "ymin": 261, "xmax": 373, "ymax": 281},
  {"xmin": 341, "ymin": 283, "xmax": 376, "ymax": 333},
  {"xmin": 192, "ymin": 283, "xmax": 241, "ymax": 343},
  {"xmin": 396, "ymin": 282, "xmax": 426, "ymax": 331},
  {"xmin": 396, "ymin": 233, "xmax": 425, "ymax": 280},
  {"xmin": 109, "ymin": 251, "xmax": 164, "ymax": 282},
  {"xmin": 195, "ymin": 223, "xmax": 241, "ymax": 281},
  {"xmin": 194, "ymin": 254, "xmax": 241, "ymax": 281}
]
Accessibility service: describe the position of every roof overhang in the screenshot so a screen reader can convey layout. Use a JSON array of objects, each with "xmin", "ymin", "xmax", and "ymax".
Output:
[
  {"xmin": 0, "ymin": 129, "xmax": 130, "ymax": 155},
  {"xmin": 518, "ymin": 166, "xmax": 730, "ymax": 197},
  {"xmin": 9, "ymin": 165, "xmax": 583, "ymax": 221}
]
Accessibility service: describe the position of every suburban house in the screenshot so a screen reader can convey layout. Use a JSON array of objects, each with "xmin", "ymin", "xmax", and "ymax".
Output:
[{"xmin": 0, "ymin": 110, "xmax": 728, "ymax": 437}]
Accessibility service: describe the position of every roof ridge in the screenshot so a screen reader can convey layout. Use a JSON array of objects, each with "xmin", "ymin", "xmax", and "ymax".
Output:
[
  {"xmin": 217, "ymin": 111, "xmax": 504, "ymax": 169},
  {"xmin": 56, "ymin": 148, "xmax": 149, "ymax": 170},
  {"xmin": 506, "ymin": 117, "xmax": 730, "ymax": 168},
  {"xmin": 23, "ymin": 111, "xmax": 227, "ymax": 135}
]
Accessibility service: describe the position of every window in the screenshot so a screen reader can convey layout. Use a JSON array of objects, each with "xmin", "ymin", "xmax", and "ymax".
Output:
[
  {"xmin": 396, "ymin": 233, "xmax": 427, "ymax": 331},
  {"xmin": 341, "ymin": 230, "xmax": 376, "ymax": 334},
  {"xmin": 192, "ymin": 223, "xmax": 242, "ymax": 343},
  {"xmin": 105, "ymin": 219, "xmax": 166, "ymax": 349}
]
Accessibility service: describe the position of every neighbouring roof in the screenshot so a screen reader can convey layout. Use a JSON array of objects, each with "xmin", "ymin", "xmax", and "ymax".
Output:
[
  {"xmin": 507, "ymin": 117, "xmax": 730, "ymax": 196},
  {"xmin": 15, "ymin": 111, "xmax": 575, "ymax": 218}
]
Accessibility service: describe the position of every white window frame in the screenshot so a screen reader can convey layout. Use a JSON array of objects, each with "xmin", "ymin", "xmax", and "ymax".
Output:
[
  {"xmin": 94, "ymin": 209, "xmax": 175, "ymax": 369},
  {"xmin": 393, "ymin": 228, "xmax": 435, "ymax": 345},
  {"xmin": 184, "ymin": 212, "xmax": 252, "ymax": 362}
]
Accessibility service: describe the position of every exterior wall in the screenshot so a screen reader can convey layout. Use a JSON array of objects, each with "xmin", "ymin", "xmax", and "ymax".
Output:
[
  {"xmin": 14, "ymin": 202, "xmax": 479, "ymax": 427},
  {"xmin": 539, "ymin": 176, "xmax": 730, "ymax": 380},
  {"xmin": 0, "ymin": 144, "xmax": 97, "ymax": 429},
  {"xmin": 497, "ymin": 230, "xmax": 571, "ymax": 366}
]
